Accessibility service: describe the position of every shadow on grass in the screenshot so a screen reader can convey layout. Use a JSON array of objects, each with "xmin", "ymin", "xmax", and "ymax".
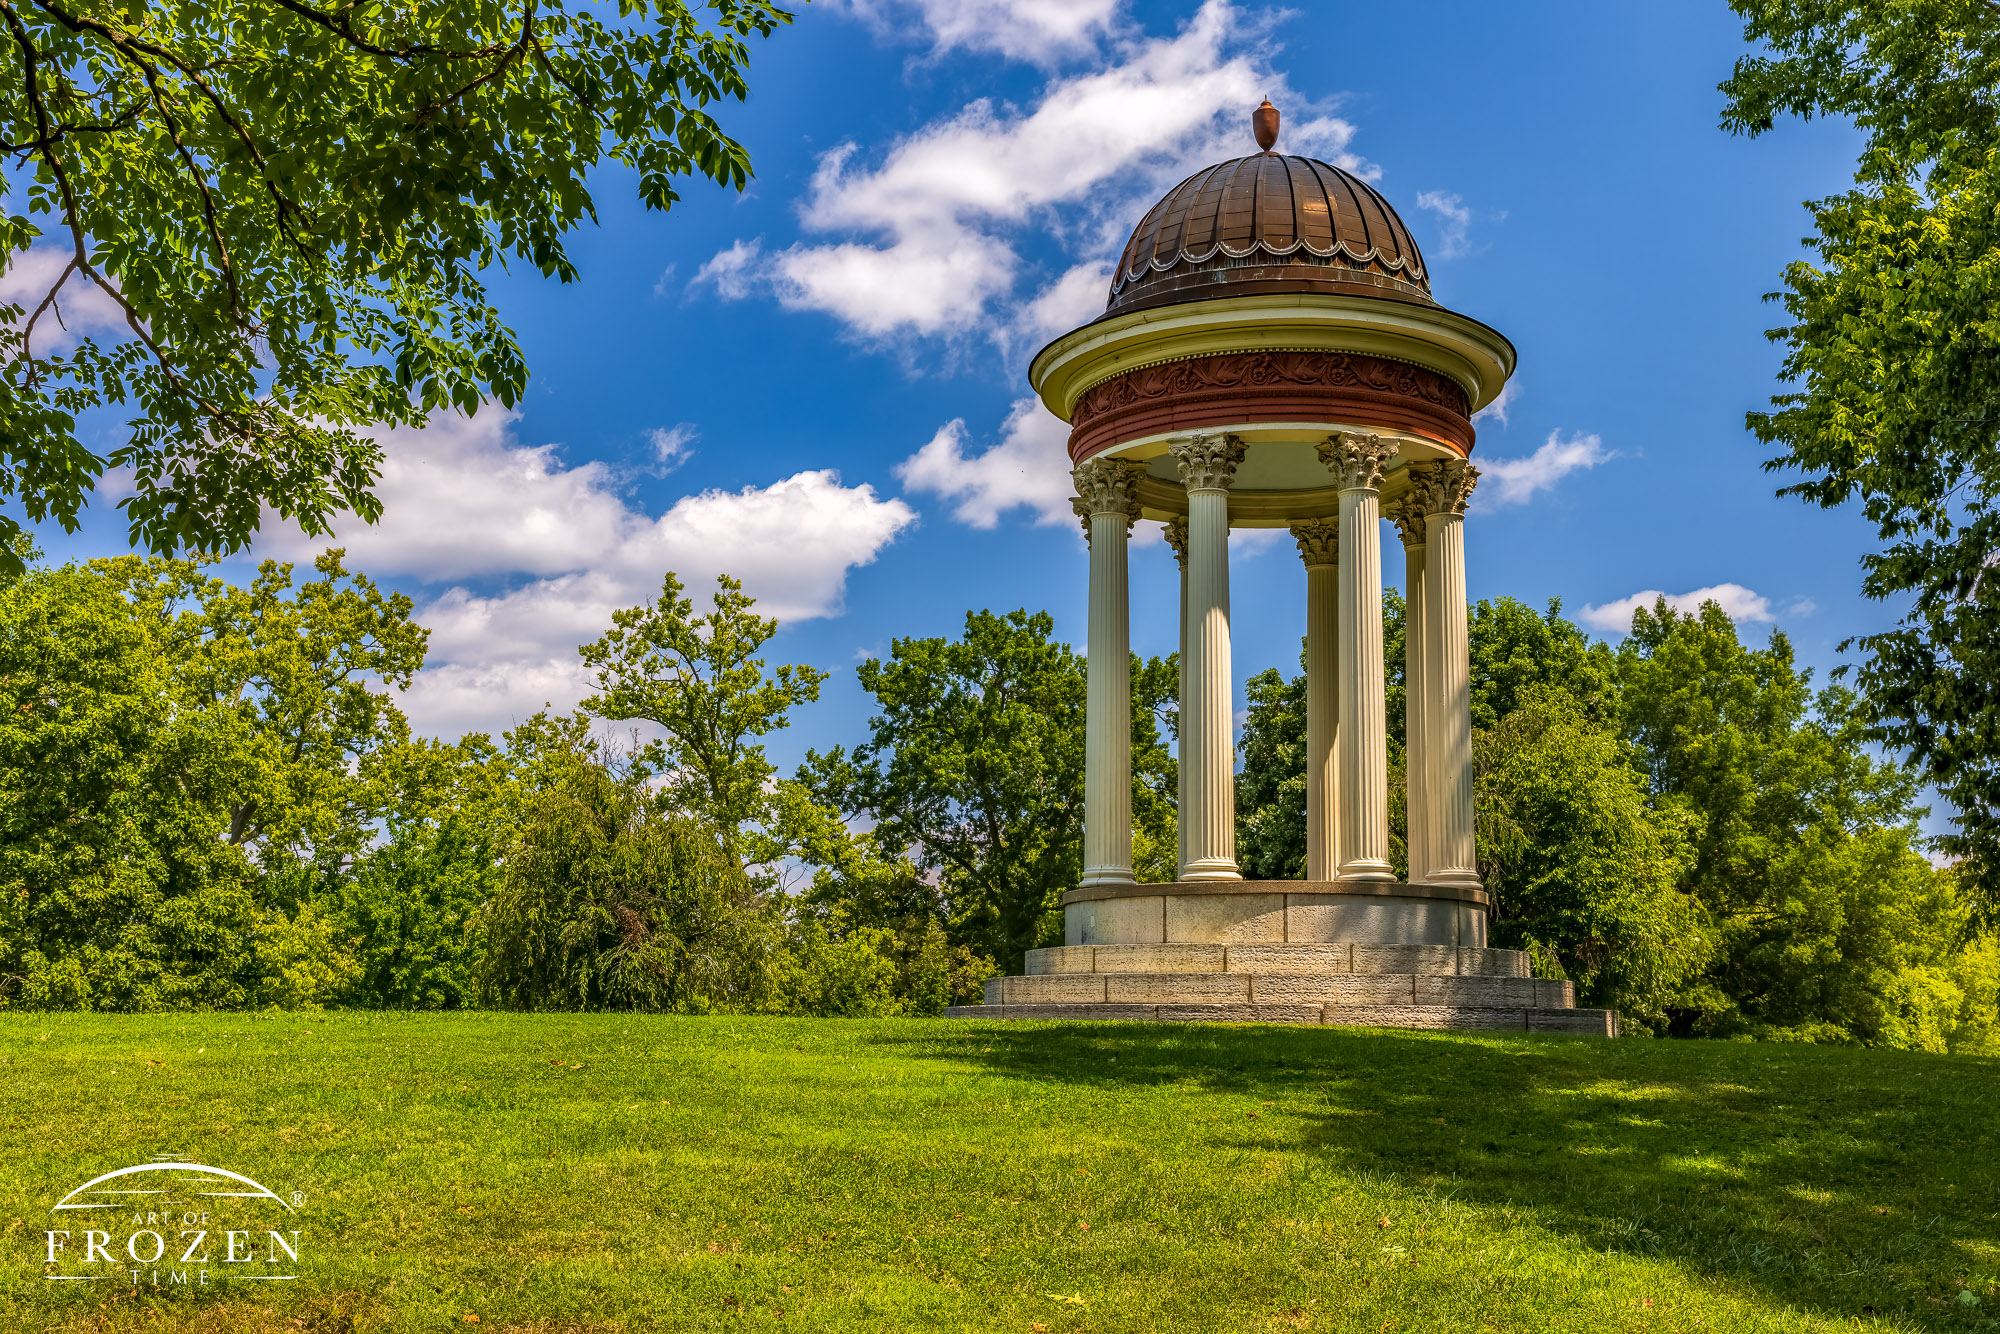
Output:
[{"xmin": 879, "ymin": 1022, "xmax": 2000, "ymax": 1328}]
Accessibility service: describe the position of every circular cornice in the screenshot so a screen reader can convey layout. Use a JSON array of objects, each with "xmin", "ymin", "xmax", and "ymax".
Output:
[{"xmin": 1030, "ymin": 290, "xmax": 1517, "ymax": 426}]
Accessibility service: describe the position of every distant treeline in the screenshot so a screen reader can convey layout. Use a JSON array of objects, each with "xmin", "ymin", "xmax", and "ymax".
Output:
[{"xmin": 1, "ymin": 549, "xmax": 1992, "ymax": 1048}]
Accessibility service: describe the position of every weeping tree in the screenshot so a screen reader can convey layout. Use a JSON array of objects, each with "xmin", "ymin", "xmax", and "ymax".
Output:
[{"xmin": 483, "ymin": 737, "xmax": 775, "ymax": 1013}]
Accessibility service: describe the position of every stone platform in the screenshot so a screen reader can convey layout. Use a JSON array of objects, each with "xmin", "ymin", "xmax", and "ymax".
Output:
[
  {"xmin": 1063, "ymin": 879, "xmax": 1490, "ymax": 947},
  {"xmin": 944, "ymin": 940, "xmax": 1620, "ymax": 1037}
]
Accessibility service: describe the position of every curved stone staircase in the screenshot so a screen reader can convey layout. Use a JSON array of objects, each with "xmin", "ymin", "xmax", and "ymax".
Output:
[{"xmin": 945, "ymin": 942, "xmax": 1618, "ymax": 1035}]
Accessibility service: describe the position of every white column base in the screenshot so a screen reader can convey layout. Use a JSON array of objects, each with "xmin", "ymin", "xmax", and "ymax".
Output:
[{"xmin": 1179, "ymin": 858, "xmax": 1244, "ymax": 882}]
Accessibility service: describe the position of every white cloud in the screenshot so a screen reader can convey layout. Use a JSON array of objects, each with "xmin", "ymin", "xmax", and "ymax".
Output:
[
  {"xmin": 896, "ymin": 396, "xmax": 1075, "ymax": 527},
  {"xmin": 1229, "ymin": 527, "xmax": 1284, "ymax": 555},
  {"xmin": 648, "ymin": 424, "xmax": 696, "ymax": 473},
  {"xmin": 1474, "ymin": 430, "xmax": 1609, "ymax": 508},
  {"xmin": 1579, "ymin": 584, "xmax": 1775, "ymax": 635},
  {"xmin": 1013, "ymin": 260, "xmax": 1114, "ymax": 353},
  {"xmin": 834, "ymin": 0, "xmax": 1125, "ymax": 65},
  {"xmin": 261, "ymin": 409, "xmax": 635, "ymax": 582},
  {"xmin": 691, "ymin": 239, "xmax": 763, "ymax": 301},
  {"xmin": 259, "ymin": 406, "xmax": 916, "ymax": 738},
  {"xmin": 2, "ymin": 244, "xmax": 128, "ymax": 354},
  {"xmin": 1415, "ymin": 190, "xmax": 1474, "ymax": 261},
  {"xmin": 702, "ymin": 0, "xmax": 1368, "ymax": 347},
  {"xmin": 1472, "ymin": 377, "xmax": 1517, "ymax": 427}
]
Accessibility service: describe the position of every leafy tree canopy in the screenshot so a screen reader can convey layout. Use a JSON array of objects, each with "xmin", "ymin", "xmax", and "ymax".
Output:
[
  {"xmin": 800, "ymin": 609, "xmax": 1089, "ymax": 973},
  {"xmin": 580, "ymin": 573, "xmax": 827, "ymax": 866},
  {"xmin": 1722, "ymin": 0, "xmax": 2000, "ymax": 916},
  {"xmin": 0, "ymin": 547, "xmax": 424, "ymax": 1007},
  {"xmin": 0, "ymin": 0, "xmax": 791, "ymax": 574}
]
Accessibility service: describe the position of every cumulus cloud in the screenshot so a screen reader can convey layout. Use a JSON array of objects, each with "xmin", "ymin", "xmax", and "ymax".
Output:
[
  {"xmin": 834, "ymin": 0, "xmax": 1125, "ymax": 65},
  {"xmin": 896, "ymin": 396, "xmax": 1075, "ymax": 528},
  {"xmin": 259, "ymin": 406, "xmax": 916, "ymax": 738},
  {"xmin": 691, "ymin": 239, "xmax": 763, "ymax": 301},
  {"xmin": 700, "ymin": 0, "xmax": 1367, "ymax": 347},
  {"xmin": 1474, "ymin": 430, "xmax": 1609, "ymax": 508},
  {"xmin": 1415, "ymin": 190, "xmax": 1474, "ymax": 260},
  {"xmin": 1013, "ymin": 260, "xmax": 1114, "ymax": 353},
  {"xmin": 1579, "ymin": 584, "xmax": 1775, "ymax": 635},
  {"xmin": 2, "ymin": 244, "xmax": 128, "ymax": 354}
]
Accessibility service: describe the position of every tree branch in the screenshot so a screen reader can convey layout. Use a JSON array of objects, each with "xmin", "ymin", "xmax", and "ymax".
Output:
[
  {"xmin": 31, "ymin": 0, "xmax": 253, "ymax": 325},
  {"xmin": 17, "ymin": 254, "xmax": 77, "ymax": 378},
  {"xmin": 268, "ymin": 0, "xmax": 517, "ymax": 61},
  {"xmin": 413, "ymin": 0, "xmax": 536, "ymax": 126}
]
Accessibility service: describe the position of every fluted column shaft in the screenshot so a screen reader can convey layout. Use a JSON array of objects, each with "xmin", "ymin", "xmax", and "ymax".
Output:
[
  {"xmin": 1392, "ymin": 506, "xmax": 1431, "ymax": 885},
  {"xmin": 1165, "ymin": 517, "xmax": 1190, "ymax": 880},
  {"xmin": 1418, "ymin": 461, "xmax": 1481, "ymax": 890},
  {"xmin": 1074, "ymin": 460, "xmax": 1145, "ymax": 888},
  {"xmin": 1292, "ymin": 520, "xmax": 1340, "ymax": 881},
  {"xmin": 1172, "ymin": 434, "xmax": 1245, "ymax": 881},
  {"xmin": 1320, "ymin": 433, "xmax": 1397, "ymax": 883}
]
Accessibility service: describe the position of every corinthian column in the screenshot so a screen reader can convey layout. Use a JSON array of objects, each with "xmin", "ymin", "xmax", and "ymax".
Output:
[
  {"xmin": 1170, "ymin": 432, "xmax": 1245, "ymax": 881},
  {"xmin": 1073, "ymin": 458, "xmax": 1146, "ymax": 888},
  {"xmin": 1416, "ymin": 459, "xmax": 1481, "ymax": 890},
  {"xmin": 1388, "ymin": 491, "xmax": 1433, "ymax": 885},
  {"xmin": 1290, "ymin": 518, "xmax": 1340, "ymax": 882},
  {"xmin": 1164, "ymin": 515, "xmax": 1190, "ymax": 881},
  {"xmin": 1317, "ymin": 431, "xmax": 1399, "ymax": 883}
]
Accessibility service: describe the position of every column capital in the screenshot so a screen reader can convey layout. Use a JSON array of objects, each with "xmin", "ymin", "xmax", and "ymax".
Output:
[
  {"xmin": 1407, "ymin": 459, "xmax": 1480, "ymax": 516},
  {"xmin": 1072, "ymin": 457, "xmax": 1146, "ymax": 521},
  {"xmin": 1163, "ymin": 515, "xmax": 1189, "ymax": 568},
  {"xmin": 1386, "ymin": 493, "xmax": 1429, "ymax": 549},
  {"xmin": 1289, "ymin": 517, "xmax": 1340, "ymax": 567},
  {"xmin": 1170, "ymin": 432, "xmax": 1246, "ymax": 493},
  {"xmin": 1316, "ymin": 431, "xmax": 1398, "ymax": 492}
]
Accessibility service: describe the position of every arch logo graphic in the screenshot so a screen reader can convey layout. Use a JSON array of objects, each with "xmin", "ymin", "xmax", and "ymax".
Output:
[{"xmin": 43, "ymin": 1155, "xmax": 303, "ymax": 1289}]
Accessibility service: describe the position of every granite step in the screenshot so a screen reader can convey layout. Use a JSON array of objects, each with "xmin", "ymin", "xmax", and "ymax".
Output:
[
  {"xmin": 942, "ymin": 1002, "xmax": 1619, "ymax": 1036},
  {"xmin": 985, "ymin": 971, "xmax": 1573, "ymax": 1008},
  {"xmin": 1025, "ymin": 943, "xmax": 1531, "ymax": 977}
]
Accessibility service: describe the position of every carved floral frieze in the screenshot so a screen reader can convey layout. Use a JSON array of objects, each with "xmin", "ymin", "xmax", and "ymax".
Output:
[{"xmin": 1070, "ymin": 350, "xmax": 1471, "ymax": 432}]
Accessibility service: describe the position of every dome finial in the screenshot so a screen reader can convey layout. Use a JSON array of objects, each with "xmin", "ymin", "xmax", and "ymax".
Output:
[{"xmin": 1252, "ymin": 98, "xmax": 1280, "ymax": 152}]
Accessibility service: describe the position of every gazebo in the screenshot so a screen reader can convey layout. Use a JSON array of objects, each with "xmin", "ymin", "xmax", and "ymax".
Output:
[{"xmin": 950, "ymin": 103, "xmax": 1616, "ymax": 1034}]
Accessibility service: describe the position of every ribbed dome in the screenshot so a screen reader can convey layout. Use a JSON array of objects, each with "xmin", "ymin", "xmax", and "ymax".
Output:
[{"xmin": 1108, "ymin": 153, "xmax": 1431, "ymax": 316}]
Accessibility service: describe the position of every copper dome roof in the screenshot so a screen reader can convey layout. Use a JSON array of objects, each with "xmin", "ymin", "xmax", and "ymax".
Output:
[{"xmin": 1107, "ymin": 152, "xmax": 1431, "ymax": 316}]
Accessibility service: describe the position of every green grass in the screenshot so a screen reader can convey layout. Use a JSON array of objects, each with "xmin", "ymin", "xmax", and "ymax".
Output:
[{"xmin": 0, "ymin": 1015, "xmax": 1995, "ymax": 1333}]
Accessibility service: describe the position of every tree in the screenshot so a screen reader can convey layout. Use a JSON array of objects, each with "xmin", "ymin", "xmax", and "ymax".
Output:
[
  {"xmin": 1721, "ymin": 0, "xmax": 2000, "ymax": 915},
  {"xmin": 801, "ymin": 609, "xmax": 1088, "ymax": 973},
  {"xmin": 0, "ymin": 0, "xmax": 792, "ymax": 573},
  {"xmin": 102, "ymin": 548, "xmax": 427, "ymax": 873},
  {"xmin": 1475, "ymin": 686, "xmax": 1709, "ymax": 1031},
  {"xmin": 1130, "ymin": 651, "xmax": 1181, "ymax": 884},
  {"xmin": 0, "ymin": 548, "xmax": 432, "ymax": 1008},
  {"xmin": 579, "ymin": 573, "xmax": 827, "ymax": 867},
  {"xmin": 1236, "ymin": 594, "xmax": 1616, "ymax": 881},
  {"xmin": 483, "ymin": 724, "xmax": 774, "ymax": 1013},
  {"xmin": 337, "ymin": 733, "xmax": 516, "ymax": 1009},
  {"xmin": 1616, "ymin": 596, "xmax": 1967, "ymax": 1040},
  {"xmin": 0, "ymin": 556, "xmax": 252, "ymax": 1007},
  {"xmin": 1236, "ymin": 665, "xmax": 1306, "ymax": 880}
]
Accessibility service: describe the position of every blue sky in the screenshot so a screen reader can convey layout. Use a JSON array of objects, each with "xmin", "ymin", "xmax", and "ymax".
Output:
[{"xmin": 32, "ymin": 0, "xmax": 1880, "ymax": 777}]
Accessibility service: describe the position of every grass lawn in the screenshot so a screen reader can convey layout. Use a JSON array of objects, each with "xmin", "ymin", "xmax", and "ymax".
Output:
[{"xmin": 0, "ymin": 1014, "xmax": 1994, "ymax": 1333}]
